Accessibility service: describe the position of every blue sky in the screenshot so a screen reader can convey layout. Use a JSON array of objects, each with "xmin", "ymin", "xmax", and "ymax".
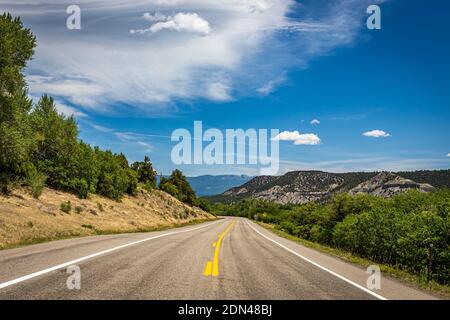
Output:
[{"xmin": 2, "ymin": 0, "xmax": 449, "ymax": 176}]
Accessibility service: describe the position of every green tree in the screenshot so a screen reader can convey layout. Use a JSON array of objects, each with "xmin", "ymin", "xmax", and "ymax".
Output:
[
  {"xmin": 30, "ymin": 95, "xmax": 79, "ymax": 190},
  {"xmin": 159, "ymin": 169, "xmax": 197, "ymax": 205},
  {"xmin": 131, "ymin": 156, "xmax": 157, "ymax": 189},
  {"xmin": 0, "ymin": 13, "xmax": 37, "ymax": 192}
]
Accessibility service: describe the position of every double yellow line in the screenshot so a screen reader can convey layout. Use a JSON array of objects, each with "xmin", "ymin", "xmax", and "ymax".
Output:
[{"xmin": 204, "ymin": 220, "xmax": 236, "ymax": 277}]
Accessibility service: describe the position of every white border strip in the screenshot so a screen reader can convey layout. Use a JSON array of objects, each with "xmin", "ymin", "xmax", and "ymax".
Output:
[
  {"xmin": 0, "ymin": 220, "xmax": 220, "ymax": 290},
  {"xmin": 245, "ymin": 220, "xmax": 387, "ymax": 300}
]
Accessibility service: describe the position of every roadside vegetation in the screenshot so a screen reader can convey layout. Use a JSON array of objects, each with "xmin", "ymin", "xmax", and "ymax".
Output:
[
  {"xmin": 213, "ymin": 190, "xmax": 450, "ymax": 287},
  {"xmin": 159, "ymin": 170, "xmax": 211, "ymax": 211}
]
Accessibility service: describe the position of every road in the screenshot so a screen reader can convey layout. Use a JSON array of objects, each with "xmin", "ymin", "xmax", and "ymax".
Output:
[{"xmin": 0, "ymin": 218, "xmax": 439, "ymax": 300}]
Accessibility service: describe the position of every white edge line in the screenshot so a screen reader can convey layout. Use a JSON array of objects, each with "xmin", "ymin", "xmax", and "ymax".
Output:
[
  {"xmin": 245, "ymin": 220, "xmax": 388, "ymax": 300},
  {"xmin": 0, "ymin": 220, "xmax": 220, "ymax": 290}
]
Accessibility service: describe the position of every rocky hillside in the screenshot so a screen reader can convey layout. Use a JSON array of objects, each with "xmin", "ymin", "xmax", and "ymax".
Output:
[
  {"xmin": 208, "ymin": 169, "xmax": 449, "ymax": 204},
  {"xmin": 349, "ymin": 172, "xmax": 434, "ymax": 197},
  {"xmin": 0, "ymin": 187, "xmax": 214, "ymax": 249}
]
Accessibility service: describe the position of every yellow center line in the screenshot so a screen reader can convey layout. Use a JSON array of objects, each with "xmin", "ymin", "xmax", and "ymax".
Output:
[{"xmin": 204, "ymin": 220, "xmax": 236, "ymax": 277}]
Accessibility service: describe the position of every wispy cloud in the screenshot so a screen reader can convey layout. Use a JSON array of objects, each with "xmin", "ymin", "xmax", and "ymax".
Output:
[
  {"xmin": 257, "ymin": 75, "xmax": 286, "ymax": 95},
  {"xmin": 87, "ymin": 123, "xmax": 154, "ymax": 152},
  {"xmin": 310, "ymin": 119, "xmax": 320, "ymax": 125},
  {"xmin": 91, "ymin": 124, "xmax": 112, "ymax": 133},
  {"xmin": 276, "ymin": 156, "xmax": 450, "ymax": 174},
  {"xmin": 1, "ymin": 0, "xmax": 384, "ymax": 114}
]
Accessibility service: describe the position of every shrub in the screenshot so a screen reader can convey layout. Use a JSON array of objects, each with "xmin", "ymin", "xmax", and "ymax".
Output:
[
  {"xmin": 159, "ymin": 182, "xmax": 179, "ymax": 199},
  {"xmin": 195, "ymin": 198, "xmax": 211, "ymax": 212},
  {"xmin": 60, "ymin": 201, "xmax": 71, "ymax": 213},
  {"xmin": 97, "ymin": 202, "xmax": 104, "ymax": 212},
  {"xmin": 74, "ymin": 206, "xmax": 83, "ymax": 214},
  {"xmin": 72, "ymin": 178, "xmax": 89, "ymax": 199}
]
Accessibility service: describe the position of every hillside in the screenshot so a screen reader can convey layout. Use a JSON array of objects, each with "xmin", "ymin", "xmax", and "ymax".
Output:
[
  {"xmin": 208, "ymin": 169, "xmax": 450, "ymax": 204},
  {"xmin": 349, "ymin": 172, "xmax": 434, "ymax": 197},
  {"xmin": 0, "ymin": 187, "xmax": 214, "ymax": 249}
]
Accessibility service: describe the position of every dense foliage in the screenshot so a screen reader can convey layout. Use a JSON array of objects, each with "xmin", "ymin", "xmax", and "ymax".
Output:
[
  {"xmin": 214, "ymin": 190, "xmax": 450, "ymax": 285},
  {"xmin": 159, "ymin": 170, "xmax": 197, "ymax": 205},
  {"xmin": 131, "ymin": 156, "xmax": 157, "ymax": 190},
  {"xmin": 0, "ymin": 13, "xmax": 37, "ymax": 193},
  {"xmin": 0, "ymin": 13, "xmax": 198, "ymax": 204}
]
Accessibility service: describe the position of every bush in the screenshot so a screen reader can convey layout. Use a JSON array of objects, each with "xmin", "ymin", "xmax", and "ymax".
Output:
[
  {"xmin": 195, "ymin": 198, "xmax": 211, "ymax": 212},
  {"xmin": 159, "ymin": 182, "xmax": 180, "ymax": 199},
  {"xmin": 97, "ymin": 202, "xmax": 104, "ymax": 212},
  {"xmin": 60, "ymin": 201, "xmax": 71, "ymax": 213},
  {"xmin": 75, "ymin": 206, "xmax": 83, "ymax": 214},
  {"xmin": 72, "ymin": 178, "xmax": 89, "ymax": 199}
]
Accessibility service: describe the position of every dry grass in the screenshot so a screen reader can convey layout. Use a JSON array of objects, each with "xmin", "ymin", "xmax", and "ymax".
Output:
[{"xmin": 0, "ymin": 187, "xmax": 214, "ymax": 249}]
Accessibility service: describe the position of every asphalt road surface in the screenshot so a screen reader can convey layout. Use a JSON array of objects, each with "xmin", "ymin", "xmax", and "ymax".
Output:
[{"xmin": 0, "ymin": 218, "xmax": 439, "ymax": 300}]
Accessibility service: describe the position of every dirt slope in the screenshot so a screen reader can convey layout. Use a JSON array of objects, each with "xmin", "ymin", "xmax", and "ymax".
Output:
[{"xmin": 0, "ymin": 187, "xmax": 214, "ymax": 249}]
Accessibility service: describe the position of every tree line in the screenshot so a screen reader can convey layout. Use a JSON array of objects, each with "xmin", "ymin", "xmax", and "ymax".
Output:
[
  {"xmin": 214, "ymin": 190, "xmax": 450, "ymax": 285},
  {"xmin": 0, "ymin": 13, "xmax": 202, "ymax": 208}
]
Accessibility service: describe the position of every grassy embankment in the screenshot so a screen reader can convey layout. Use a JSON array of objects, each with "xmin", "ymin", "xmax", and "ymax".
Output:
[{"xmin": 0, "ymin": 187, "xmax": 216, "ymax": 250}]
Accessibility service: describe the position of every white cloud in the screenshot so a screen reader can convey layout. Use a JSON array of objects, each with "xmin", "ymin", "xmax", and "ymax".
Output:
[
  {"xmin": 152, "ymin": 12, "xmax": 211, "ymax": 34},
  {"xmin": 143, "ymin": 12, "xmax": 166, "ymax": 22},
  {"xmin": 274, "ymin": 130, "xmax": 302, "ymax": 141},
  {"xmin": 293, "ymin": 133, "xmax": 321, "ymax": 145},
  {"xmin": 273, "ymin": 131, "xmax": 321, "ymax": 145},
  {"xmin": 447, "ymin": 153, "xmax": 450, "ymax": 157},
  {"xmin": 207, "ymin": 82, "xmax": 232, "ymax": 101},
  {"xmin": 310, "ymin": 119, "xmax": 320, "ymax": 125},
  {"xmin": 363, "ymin": 130, "xmax": 391, "ymax": 138},
  {"xmin": 6, "ymin": 0, "xmax": 385, "ymax": 114},
  {"xmin": 131, "ymin": 12, "xmax": 211, "ymax": 35}
]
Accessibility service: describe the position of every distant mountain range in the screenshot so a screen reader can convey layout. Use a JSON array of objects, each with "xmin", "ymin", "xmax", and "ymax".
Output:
[
  {"xmin": 187, "ymin": 175, "xmax": 253, "ymax": 196},
  {"xmin": 206, "ymin": 170, "xmax": 450, "ymax": 204},
  {"xmin": 156, "ymin": 174, "xmax": 253, "ymax": 196}
]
